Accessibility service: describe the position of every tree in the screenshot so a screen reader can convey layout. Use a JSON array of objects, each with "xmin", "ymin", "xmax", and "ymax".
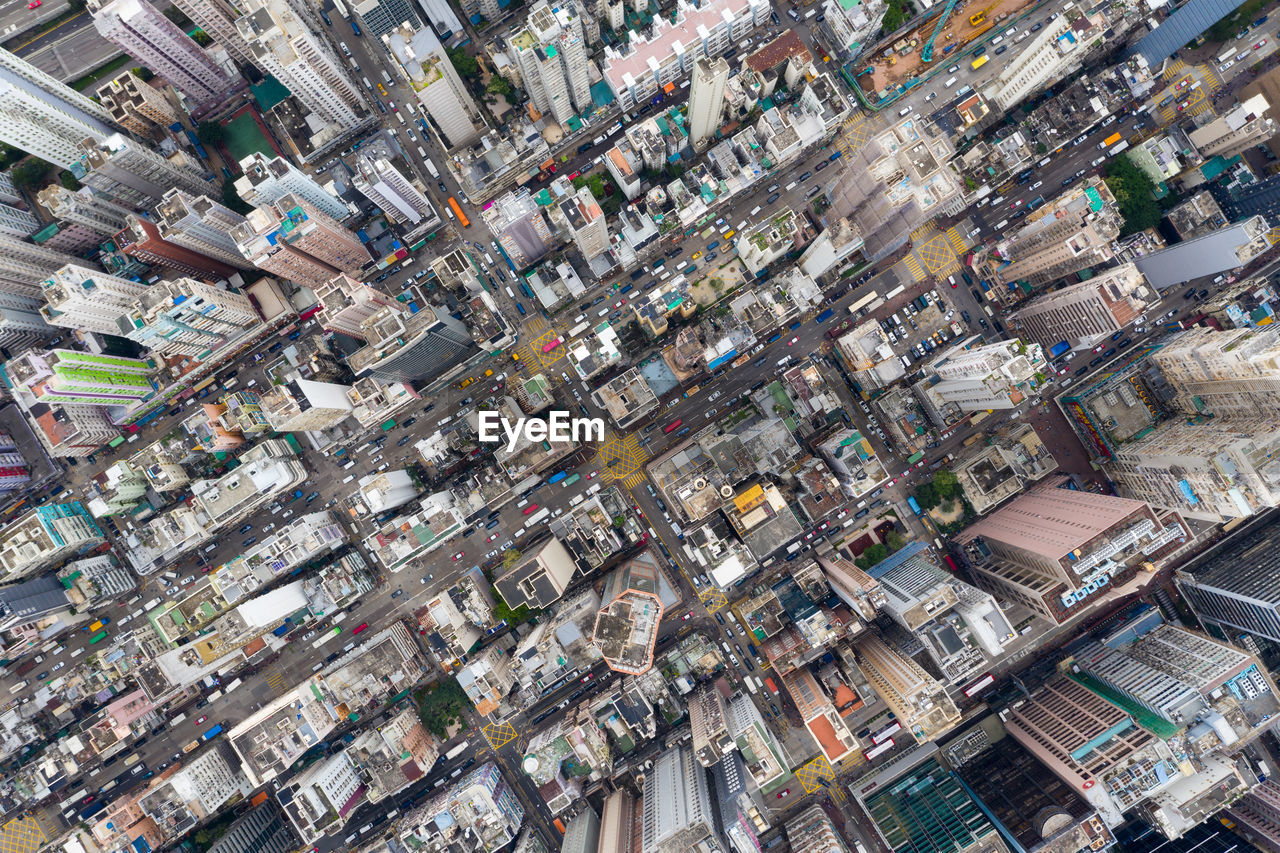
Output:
[
  {"xmin": 58, "ymin": 171, "xmax": 80, "ymax": 191},
  {"xmin": 131, "ymin": 67, "xmax": 154, "ymax": 82},
  {"xmin": 885, "ymin": 530, "xmax": 907, "ymax": 551},
  {"xmin": 501, "ymin": 549, "xmax": 522, "ymax": 570},
  {"xmin": 196, "ymin": 121, "xmax": 226, "ymax": 146},
  {"xmin": 414, "ymin": 679, "xmax": 472, "ymax": 737},
  {"xmin": 191, "ymin": 29, "xmax": 213, "ymax": 46},
  {"xmin": 881, "ymin": 0, "xmax": 909, "ymax": 32},
  {"xmin": 10, "ymin": 158, "xmax": 50, "ymax": 190},
  {"xmin": 1103, "ymin": 155, "xmax": 1161, "ymax": 236},
  {"xmin": 855, "ymin": 543, "xmax": 889, "ymax": 570},
  {"xmin": 915, "ymin": 480, "xmax": 940, "ymax": 510},
  {"xmin": 934, "ymin": 469, "xmax": 960, "ymax": 499},
  {"xmin": 486, "ymin": 77, "xmax": 513, "ymax": 97},
  {"xmin": 446, "ymin": 46, "xmax": 479, "ymax": 78}
]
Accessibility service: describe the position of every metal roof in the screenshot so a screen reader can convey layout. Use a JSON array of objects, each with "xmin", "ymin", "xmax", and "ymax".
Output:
[{"xmin": 1128, "ymin": 0, "xmax": 1251, "ymax": 66}]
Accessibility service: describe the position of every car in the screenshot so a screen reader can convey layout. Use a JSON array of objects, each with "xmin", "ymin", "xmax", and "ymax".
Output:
[
  {"xmin": 52, "ymin": 661, "xmax": 65, "ymax": 671},
  {"xmin": 1177, "ymin": 99, "xmax": 1191, "ymax": 111},
  {"xmin": 1103, "ymin": 348, "xmax": 1116, "ymax": 357},
  {"xmin": 1256, "ymin": 39, "xmax": 1268, "ymax": 49},
  {"xmin": 613, "ymin": 299, "xmax": 625, "ymax": 309},
  {"xmin": 451, "ymin": 551, "xmax": 465, "ymax": 562},
  {"xmin": 1057, "ymin": 365, "xmax": 1069, "ymax": 375},
  {"xmin": 681, "ymin": 610, "xmax": 693, "ymax": 621},
  {"xmin": 1175, "ymin": 77, "xmax": 1190, "ymax": 90},
  {"xmin": 587, "ymin": 470, "xmax": 598, "ymax": 479},
  {"xmin": 1010, "ymin": 199, "xmax": 1023, "ymax": 209},
  {"xmin": 1118, "ymin": 337, "xmax": 1133, "ymax": 348},
  {"xmin": 167, "ymin": 407, "xmax": 182, "ymax": 417},
  {"xmin": 1089, "ymin": 357, "xmax": 1104, "ymax": 367},
  {"xmin": 27, "ymin": 0, "xmax": 40, "ymax": 8},
  {"xmin": 767, "ymin": 192, "xmax": 780, "ymax": 204},
  {"xmin": 397, "ymin": 435, "xmax": 411, "ymax": 447},
  {"xmin": 691, "ymin": 251, "xmax": 702, "ymax": 260},
  {"xmin": 487, "ymin": 532, "xmax": 499, "ymax": 542},
  {"xmin": 799, "ymin": 171, "xmax": 812, "ymax": 181},
  {"xmin": 522, "ymin": 503, "xmax": 539, "ymax": 515},
  {"xmin": 776, "ymin": 789, "xmax": 790, "ymax": 799},
  {"xmin": 195, "ymin": 715, "xmax": 208, "ymax": 725},
  {"xmin": 401, "ymin": 416, "xmax": 417, "ymax": 428},
  {"xmin": 242, "ymin": 536, "xmax": 257, "ymax": 547},
  {"xmin": 1093, "ymin": 343, "xmax": 1105, "ymax": 353},
  {"xmin": 787, "ymin": 336, "xmax": 799, "ymax": 346},
  {"xmin": 238, "ymin": 523, "xmax": 253, "ymax": 534}
]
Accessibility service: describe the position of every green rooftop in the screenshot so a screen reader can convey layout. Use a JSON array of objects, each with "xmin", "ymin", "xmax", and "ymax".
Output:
[{"xmin": 1068, "ymin": 672, "xmax": 1181, "ymax": 739}]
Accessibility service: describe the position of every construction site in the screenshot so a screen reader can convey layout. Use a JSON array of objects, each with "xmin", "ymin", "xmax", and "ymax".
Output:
[{"xmin": 852, "ymin": 0, "xmax": 1044, "ymax": 105}]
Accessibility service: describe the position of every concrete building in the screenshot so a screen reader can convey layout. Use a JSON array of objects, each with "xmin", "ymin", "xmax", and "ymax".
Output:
[
  {"xmin": 0, "ymin": 200, "xmax": 37, "ymax": 238},
  {"xmin": 1177, "ymin": 515, "xmax": 1280, "ymax": 645},
  {"xmin": 988, "ymin": 179, "xmax": 1123, "ymax": 289},
  {"xmin": 562, "ymin": 809, "xmax": 600, "ymax": 853},
  {"xmin": 687, "ymin": 57, "xmax": 728, "ymax": 151},
  {"xmin": 233, "ymin": 195, "xmax": 368, "ymax": 288},
  {"xmin": 351, "ymin": 156, "xmax": 436, "ymax": 225},
  {"xmin": 350, "ymin": 0, "xmax": 421, "ymax": 39},
  {"xmin": 481, "ymin": 189, "xmax": 554, "ymax": 269},
  {"xmin": 690, "ymin": 683, "xmax": 732, "ymax": 767},
  {"xmin": 236, "ymin": 0, "xmax": 364, "ymax": 128},
  {"xmin": 36, "ymin": 185, "xmax": 132, "ymax": 238},
  {"xmin": 820, "ymin": 0, "xmax": 882, "ymax": 61},
  {"xmin": 115, "ymin": 215, "xmax": 239, "ymax": 280},
  {"xmin": 4, "ymin": 348, "xmax": 155, "ymax": 407},
  {"xmin": 917, "ymin": 338, "xmax": 1046, "ymax": 418},
  {"xmin": 0, "ymin": 501, "xmax": 104, "ymax": 581},
  {"xmin": 96, "ymin": 71, "xmax": 181, "ymax": 135},
  {"xmin": 1009, "ymin": 263, "xmax": 1160, "ymax": 352},
  {"xmin": 40, "ymin": 264, "xmax": 146, "ymax": 335},
  {"xmin": 510, "ymin": 2, "xmax": 592, "ymax": 126},
  {"xmin": 363, "ymin": 492, "xmax": 467, "ymax": 572},
  {"xmin": 347, "ymin": 303, "xmax": 474, "ymax": 382},
  {"xmin": 1134, "ymin": 217, "xmax": 1270, "ymax": 292},
  {"xmin": 119, "ymin": 277, "xmax": 259, "ymax": 357},
  {"xmin": 399, "ymin": 763, "xmax": 524, "ymax": 853},
  {"xmin": 258, "ymin": 379, "xmax": 354, "ymax": 431},
  {"xmin": 641, "ymin": 745, "xmax": 717, "ymax": 853},
  {"xmin": 169, "ymin": 0, "xmax": 251, "ymax": 63},
  {"xmin": 1150, "ymin": 324, "xmax": 1280, "ymax": 419},
  {"xmin": 787, "ymin": 805, "xmax": 852, "ymax": 853},
  {"xmin": 314, "ymin": 273, "xmax": 402, "ymax": 339},
  {"xmin": 988, "ymin": 14, "xmax": 1076, "ymax": 109},
  {"xmin": 154, "ymin": 189, "xmax": 251, "ymax": 269},
  {"xmin": 602, "ymin": 0, "xmax": 769, "ymax": 111},
  {"xmin": 455, "ymin": 645, "xmax": 515, "ymax": 715},
  {"xmin": 860, "ymin": 755, "xmax": 1008, "ymax": 853},
  {"xmin": 558, "ymin": 187, "xmax": 610, "ymax": 260},
  {"xmin": 0, "ymin": 233, "xmax": 90, "ymax": 305},
  {"xmin": 191, "ymin": 437, "xmax": 306, "ymax": 531},
  {"xmin": 234, "ymin": 153, "xmax": 348, "ymax": 221},
  {"xmin": 593, "ymin": 551, "xmax": 670, "ymax": 675},
  {"xmin": 383, "ymin": 24, "xmax": 482, "ymax": 148},
  {"xmin": 205, "ymin": 800, "xmax": 299, "ymax": 853},
  {"xmin": 88, "ymin": 0, "xmax": 238, "ymax": 107},
  {"xmin": 855, "ymin": 633, "xmax": 961, "ymax": 742},
  {"xmin": 0, "ymin": 46, "xmax": 115, "ymax": 167},
  {"xmin": 957, "ymin": 478, "xmax": 1189, "ymax": 625},
  {"xmin": 494, "ymin": 536, "xmax": 577, "ymax": 610},
  {"xmin": 1189, "ymin": 94, "xmax": 1274, "ymax": 160},
  {"xmin": 72, "ymin": 133, "xmax": 209, "ymax": 209}
]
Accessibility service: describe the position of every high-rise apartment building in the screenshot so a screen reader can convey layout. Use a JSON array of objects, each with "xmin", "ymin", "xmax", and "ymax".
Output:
[
  {"xmin": 1177, "ymin": 514, "xmax": 1280, "ymax": 644},
  {"xmin": 0, "ymin": 306, "xmax": 55, "ymax": 351},
  {"xmin": 558, "ymin": 187, "xmax": 610, "ymax": 260},
  {"xmin": 40, "ymin": 264, "xmax": 146, "ymax": 335},
  {"xmin": 689, "ymin": 684, "xmax": 732, "ymax": 767},
  {"xmin": 115, "ymin": 215, "xmax": 240, "ymax": 280},
  {"xmin": 119, "ymin": 277, "xmax": 259, "ymax": 356},
  {"xmin": 1010, "ymin": 263, "xmax": 1160, "ymax": 352},
  {"xmin": 854, "ymin": 633, "xmax": 960, "ymax": 742},
  {"xmin": 956, "ymin": 477, "xmax": 1189, "ymax": 624},
  {"xmin": 455, "ymin": 645, "xmax": 516, "ymax": 716},
  {"xmin": 154, "ymin": 189, "xmax": 251, "ymax": 269},
  {"xmin": 0, "ymin": 234, "xmax": 92, "ymax": 306},
  {"xmin": 860, "ymin": 756, "xmax": 1007, "ymax": 853},
  {"xmin": 72, "ymin": 133, "xmax": 209, "ymax": 210},
  {"xmin": 348, "ymin": 303, "xmax": 475, "ymax": 382},
  {"xmin": 205, "ymin": 800, "xmax": 300, "ymax": 853},
  {"xmin": 0, "ymin": 199, "xmax": 38, "ymax": 238},
  {"xmin": 1150, "ymin": 324, "xmax": 1280, "ymax": 419},
  {"xmin": 88, "ymin": 0, "xmax": 238, "ymax": 107},
  {"xmin": 351, "ymin": 156, "xmax": 436, "ymax": 225},
  {"xmin": 351, "ymin": 0, "xmax": 421, "ymax": 39},
  {"xmin": 987, "ymin": 179, "xmax": 1122, "ymax": 288},
  {"xmin": 786, "ymin": 805, "xmax": 852, "ymax": 853},
  {"xmin": 314, "ymin": 273, "xmax": 402, "ymax": 338},
  {"xmin": 95, "ymin": 71, "xmax": 181, "ymax": 134},
  {"xmin": 1188, "ymin": 94, "xmax": 1275, "ymax": 160},
  {"xmin": 687, "ymin": 56, "xmax": 728, "ymax": 150},
  {"xmin": 1227, "ymin": 780, "xmax": 1280, "ymax": 851},
  {"xmin": 35, "ymin": 185, "xmax": 132, "ymax": 237},
  {"xmin": 5, "ymin": 348, "xmax": 155, "ymax": 406},
  {"xmin": 481, "ymin": 189, "xmax": 553, "ymax": 268},
  {"xmin": 233, "ymin": 195, "xmax": 369, "ymax": 287},
  {"xmin": 641, "ymin": 745, "xmax": 717, "ymax": 853},
  {"xmin": 170, "ymin": 0, "xmax": 251, "ymax": 64},
  {"xmin": 511, "ymin": 2, "xmax": 592, "ymax": 126},
  {"xmin": 0, "ymin": 47, "xmax": 115, "ymax": 167},
  {"xmin": 593, "ymin": 551, "xmax": 668, "ymax": 675},
  {"xmin": 258, "ymin": 379, "xmax": 354, "ymax": 431},
  {"xmin": 399, "ymin": 763, "xmax": 524, "ymax": 853},
  {"xmin": 915, "ymin": 338, "xmax": 1046, "ymax": 422},
  {"xmin": 383, "ymin": 24, "xmax": 482, "ymax": 148},
  {"xmin": 236, "ymin": 0, "xmax": 365, "ymax": 127},
  {"xmin": 0, "ymin": 501, "xmax": 105, "ymax": 581},
  {"xmin": 234, "ymin": 153, "xmax": 348, "ymax": 221}
]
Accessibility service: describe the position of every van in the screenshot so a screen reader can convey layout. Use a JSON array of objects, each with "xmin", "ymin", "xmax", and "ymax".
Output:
[
  {"xmin": 994, "ymin": 218, "xmax": 1009, "ymax": 229},
  {"xmin": 71, "ymin": 647, "xmax": 85, "ymax": 658},
  {"xmin": 804, "ymin": 6, "xmax": 817, "ymax": 17},
  {"xmin": 339, "ymin": 42, "xmax": 351, "ymax": 56},
  {"xmin": 1238, "ymin": 51, "xmax": 1250, "ymax": 61},
  {"xmin": 362, "ymin": 76, "xmax": 372, "ymax": 90},
  {"xmin": 417, "ymin": 145, "xmax": 427, "ymax": 158},
  {"xmin": 944, "ymin": 76, "xmax": 957, "ymax": 88},
  {"xmin": 776, "ymin": 356, "xmax": 791, "ymax": 367},
  {"xmin": 1038, "ymin": 156, "xmax": 1052, "ymax": 167},
  {"xmin": 395, "ymin": 112, "xmax": 405, "ymax": 125},
  {"xmin": 163, "ymin": 571, "xmax": 178, "ymax": 580},
  {"xmin": 202, "ymin": 542, "xmax": 217, "ymax": 554},
  {"xmin": 750, "ymin": 205, "xmax": 762, "ymax": 216},
  {"xmin": 341, "ymin": 474, "xmax": 355, "ymax": 484},
  {"xmin": 382, "ymin": 70, "xmax": 392, "ymax": 84},
  {"xmin": 785, "ymin": 181, "xmax": 797, "ymax": 191},
  {"xmin": 898, "ymin": 104, "xmax": 913, "ymax": 117}
]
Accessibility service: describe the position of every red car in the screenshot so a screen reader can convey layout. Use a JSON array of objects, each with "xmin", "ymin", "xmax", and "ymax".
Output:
[
  {"xmin": 195, "ymin": 715, "xmax": 208, "ymax": 725},
  {"xmin": 487, "ymin": 532, "xmax": 499, "ymax": 542},
  {"xmin": 27, "ymin": 1, "xmax": 40, "ymax": 8},
  {"xmin": 776, "ymin": 788, "xmax": 790, "ymax": 799},
  {"xmin": 1255, "ymin": 39, "xmax": 1268, "ymax": 50},
  {"xmin": 950, "ymin": 279, "xmax": 958, "ymax": 287},
  {"xmin": 682, "ymin": 611, "xmax": 693, "ymax": 620},
  {"xmin": 451, "ymin": 551, "xmax": 465, "ymax": 562},
  {"xmin": 787, "ymin": 336, "xmax": 799, "ymax": 346},
  {"xmin": 614, "ymin": 299, "xmax": 626, "ymax": 309},
  {"xmin": 522, "ymin": 503, "xmax": 539, "ymax": 515},
  {"xmin": 353, "ymin": 622, "xmax": 368, "ymax": 634}
]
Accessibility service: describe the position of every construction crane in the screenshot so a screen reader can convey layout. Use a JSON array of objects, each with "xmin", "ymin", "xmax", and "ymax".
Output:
[
  {"xmin": 920, "ymin": 0, "xmax": 960, "ymax": 63},
  {"xmin": 969, "ymin": 0, "xmax": 998, "ymax": 27}
]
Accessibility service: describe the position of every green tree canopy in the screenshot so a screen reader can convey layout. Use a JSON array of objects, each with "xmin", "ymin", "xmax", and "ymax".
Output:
[
  {"xmin": 447, "ymin": 46, "xmax": 479, "ymax": 78},
  {"xmin": 414, "ymin": 679, "xmax": 472, "ymax": 737},
  {"xmin": 220, "ymin": 177, "xmax": 252, "ymax": 215},
  {"xmin": 10, "ymin": 158, "xmax": 51, "ymax": 190},
  {"xmin": 486, "ymin": 77, "xmax": 513, "ymax": 97},
  {"xmin": 196, "ymin": 120, "xmax": 226, "ymax": 145},
  {"xmin": 1103, "ymin": 155, "xmax": 1161, "ymax": 236}
]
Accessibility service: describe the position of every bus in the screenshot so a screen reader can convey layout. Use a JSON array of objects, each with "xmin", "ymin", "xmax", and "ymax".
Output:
[
  {"xmin": 906, "ymin": 451, "xmax": 924, "ymax": 465},
  {"xmin": 541, "ymin": 337, "xmax": 562, "ymax": 353},
  {"xmin": 971, "ymin": 55, "xmax": 988, "ymax": 70},
  {"xmin": 1219, "ymin": 47, "xmax": 1238, "ymax": 64},
  {"xmin": 847, "ymin": 291, "xmax": 884, "ymax": 315},
  {"xmin": 942, "ymin": 554, "xmax": 959, "ymax": 572},
  {"xmin": 864, "ymin": 739, "xmax": 894, "ymax": 760},
  {"xmin": 883, "ymin": 284, "xmax": 905, "ymax": 300},
  {"xmin": 332, "ymin": 0, "xmax": 349, "ymax": 16},
  {"xmin": 380, "ymin": 419, "xmax": 397, "ymax": 431},
  {"xmin": 447, "ymin": 197, "xmax": 470, "ymax": 228},
  {"xmin": 89, "ymin": 631, "xmax": 108, "ymax": 645},
  {"xmin": 561, "ymin": 473, "xmax": 581, "ymax": 487},
  {"xmin": 871, "ymin": 721, "xmax": 901, "ymax": 744},
  {"xmin": 108, "ymin": 435, "xmax": 126, "ymax": 448},
  {"xmin": 963, "ymin": 673, "xmax": 995, "ymax": 698},
  {"xmin": 547, "ymin": 471, "xmax": 569, "ymax": 485},
  {"xmin": 445, "ymin": 740, "xmax": 471, "ymax": 761},
  {"xmin": 907, "ymin": 496, "xmax": 922, "ymax": 515},
  {"xmin": 663, "ymin": 419, "xmax": 683, "ymax": 434},
  {"xmin": 568, "ymin": 321, "xmax": 590, "ymax": 339},
  {"xmin": 312, "ymin": 626, "xmax": 342, "ymax": 649}
]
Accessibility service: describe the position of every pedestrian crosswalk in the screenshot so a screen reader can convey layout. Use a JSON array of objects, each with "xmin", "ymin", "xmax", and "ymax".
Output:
[
  {"xmin": 903, "ymin": 254, "xmax": 926, "ymax": 281},
  {"xmin": 945, "ymin": 226, "xmax": 969, "ymax": 254},
  {"xmin": 264, "ymin": 667, "xmax": 286, "ymax": 692}
]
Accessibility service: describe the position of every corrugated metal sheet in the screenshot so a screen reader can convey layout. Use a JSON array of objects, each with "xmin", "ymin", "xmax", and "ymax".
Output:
[{"xmin": 1129, "ymin": 0, "xmax": 1251, "ymax": 66}]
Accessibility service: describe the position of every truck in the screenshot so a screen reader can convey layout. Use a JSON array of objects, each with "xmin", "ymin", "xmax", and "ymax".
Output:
[
  {"xmin": 1048, "ymin": 341, "xmax": 1071, "ymax": 359},
  {"xmin": 201, "ymin": 723, "xmax": 223, "ymax": 741},
  {"xmin": 424, "ymin": 158, "xmax": 440, "ymax": 179},
  {"xmin": 524, "ymin": 507, "xmax": 551, "ymax": 527},
  {"xmin": 816, "ymin": 308, "xmax": 834, "ymax": 323},
  {"xmin": 1107, "ymin": 140, "xmax": 1130, "ymax": 156},
  {"xmin": 1101, "ymin": 131, "xmax": 1123, "ymax": 148},
  {"xmin": 444, "ymin": 740, "xmax": 470, "ymax": 761},
  {"xmin": 182, "ymin": 740, "xmax": 200, "ymax": 753}
]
